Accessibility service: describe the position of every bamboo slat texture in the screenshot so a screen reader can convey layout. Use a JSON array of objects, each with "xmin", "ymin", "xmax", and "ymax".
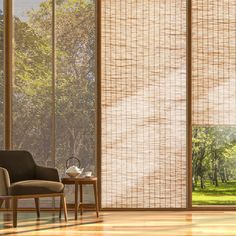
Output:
[
  {"xmin": 192, "ymin": 0, "xmax": 236, "ymax": 125},
  {"xmin": 101, "ymin": 0, "xmax": 187, "ymax": 208}
]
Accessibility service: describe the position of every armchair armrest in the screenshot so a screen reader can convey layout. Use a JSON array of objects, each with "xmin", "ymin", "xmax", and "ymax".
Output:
[
  {"xmin": 0, "ymin": 167, "xmax": 10, "ymax": 196},
  {"xmin": 35, "ymin": 166, "xmax": 60, "ymax": 182}
]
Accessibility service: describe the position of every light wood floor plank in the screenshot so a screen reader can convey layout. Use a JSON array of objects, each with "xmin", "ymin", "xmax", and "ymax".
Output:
[{"xmin": 0, "ymin": 211, "xmax": 236, "ymax": 235}]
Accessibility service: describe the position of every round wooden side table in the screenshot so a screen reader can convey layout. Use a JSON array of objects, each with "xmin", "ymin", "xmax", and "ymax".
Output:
[{"xmin": 61, "ymin": 177, "xmax": 99, "ymax": 220}]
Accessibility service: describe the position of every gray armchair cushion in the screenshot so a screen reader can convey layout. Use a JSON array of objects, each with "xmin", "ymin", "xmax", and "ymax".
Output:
[{"xmin": 9, "ymin": 180, "xmax": 64, "ymax": 196}]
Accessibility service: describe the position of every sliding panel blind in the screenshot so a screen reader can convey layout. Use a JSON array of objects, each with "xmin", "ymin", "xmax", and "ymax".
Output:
[
  {"xmin": 101, "ymin": 0, "xmax": 187, "ymax": 208},
  {"xmin": 192, "ymin": 0, "xmax": 236, "ymax": 125}
]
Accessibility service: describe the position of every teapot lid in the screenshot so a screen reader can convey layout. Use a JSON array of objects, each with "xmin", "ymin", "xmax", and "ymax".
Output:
[{"xmin": 66, "ymin": 156, "xmax": 81, "ymax": 169}]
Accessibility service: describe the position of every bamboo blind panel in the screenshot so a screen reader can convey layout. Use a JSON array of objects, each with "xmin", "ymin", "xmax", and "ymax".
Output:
[
  {"xmin": 192, "ymin": 0, "xmax": 236, "ymax": 125},
  {"xmin": 101, "ymin": 0, "xmax": 187, "ymax": 208}
]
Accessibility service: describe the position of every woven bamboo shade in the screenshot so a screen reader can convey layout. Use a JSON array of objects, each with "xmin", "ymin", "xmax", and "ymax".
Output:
[
  {"xmin": 192, "ymin": 0, "xmax": 236, "ymax": 125},
  {"xmin": 101, "ymin": 0, "xmax": 187, "ymax": 208}
]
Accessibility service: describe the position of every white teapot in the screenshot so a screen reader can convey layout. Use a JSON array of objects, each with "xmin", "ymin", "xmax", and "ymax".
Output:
[{"xmin": 65, "ymin": 157, "xmax": 84, "ymax": 178}]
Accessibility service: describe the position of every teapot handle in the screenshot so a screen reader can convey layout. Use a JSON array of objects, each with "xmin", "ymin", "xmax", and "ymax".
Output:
[{"xmin": 66, "ymin": 156, "xmax": 81, "ymax": 169}]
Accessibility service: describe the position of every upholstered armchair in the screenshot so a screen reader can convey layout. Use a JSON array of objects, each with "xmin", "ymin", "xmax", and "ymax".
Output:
[{"xmin": 0, "ymin": 150, "xmax": 67, "ymax": 227}]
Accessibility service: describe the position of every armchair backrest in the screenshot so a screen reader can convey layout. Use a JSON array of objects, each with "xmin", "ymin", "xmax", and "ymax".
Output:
[{"xmin": 0, "ymin": 151, "xmax": 36, "ymax": 183}]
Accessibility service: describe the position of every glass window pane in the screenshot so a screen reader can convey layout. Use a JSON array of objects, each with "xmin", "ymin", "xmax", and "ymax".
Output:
[
  {"xmin": 192, "ymin": 1, "xmax": 236, "ymax": 206},
  {"xmin": 55, "ymin": 0, "xmax": 96, "ymax": 203},
  {"xmin": 13, "ymin": 0, "xmax": 53, "ymax": 208},
  {"xmin": 192, "ymin": 126, "xmax": 236, "ymax": 206}
]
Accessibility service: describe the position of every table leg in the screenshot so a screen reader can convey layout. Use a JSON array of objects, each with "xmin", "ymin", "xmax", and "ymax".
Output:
[
  {"xmin": 59, "ymin": 196, "xmax": 61, "ymax": 219},
  {"xmin": 80, "ymin": 184, "xmax": 83, "ymax": 216},
  {"xmin": 75, "ymin": 182, "xmax": 79, "ymax": 220},
  {"xmin": 93, "ymin": 182, "xmax": 99, "ymax": 217}
]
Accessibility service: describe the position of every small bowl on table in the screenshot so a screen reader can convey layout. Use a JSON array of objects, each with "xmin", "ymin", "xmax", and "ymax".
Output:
[{"xmin": 66, "ymin": 172, "xmax": 81, "ymax": 178}]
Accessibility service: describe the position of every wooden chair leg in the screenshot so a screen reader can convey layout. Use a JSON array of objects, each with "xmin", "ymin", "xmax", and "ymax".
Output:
[
  {"xmin": 12, "ymin": 197, "xmax": 18, "ymax": 228},
  {"xmin": 61, "ymin": 195, "xmax": 68, "ymax": 222},
  {"xmin": 0, "ymin": 199, "xmax": 4, "ymax": 208},
  {"xmin": 34, "ymin": 198, "xmax": 40, "ymax": 218},
  {"xmin": 5, "ymin": 199, "xmax": 10, "ymax": 209}
]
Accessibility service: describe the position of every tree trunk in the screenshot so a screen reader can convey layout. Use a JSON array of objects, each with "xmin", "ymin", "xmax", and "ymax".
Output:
[
  {"xmin": 224, "ymin": 168, "xmax": 227, "ymax": 183},
  {"xmin": 214, "ymin": 166, "xmax": 218, "ymax": 187},
  {"xmin": 200, "ymin": 177, "xmax": 205, "ymax": 189}
]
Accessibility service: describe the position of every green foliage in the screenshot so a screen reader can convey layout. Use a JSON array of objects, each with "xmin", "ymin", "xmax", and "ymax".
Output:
[
  {"xmin": 192, "ymin": 126, "xmax": 236, "ymax": 204},
  {"xmin": 8, "ymin": 0, "xmax": 96, "ymax": 173},
  {"xmin": 193, "ymin": 180, "xmax": 236, "ymax": 205}
]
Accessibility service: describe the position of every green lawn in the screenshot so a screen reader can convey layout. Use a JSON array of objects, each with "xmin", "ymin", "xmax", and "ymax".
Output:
[{"xmin": 192, "ymin": 180, "xmax": 236, "ymax": 205}]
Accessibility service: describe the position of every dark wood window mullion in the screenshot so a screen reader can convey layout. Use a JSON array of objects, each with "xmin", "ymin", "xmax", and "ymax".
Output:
[
  {"xmin": 187, "ymin": 0, "xmax": 192, "ymax": 209},
  {"xmin": 52, "ymin": 0, "xmax": 56, "ymax": 209},
  {"xmin": 52, "ymin": 0, "xmax": 56, "ymax": 168},
  {"xmin": 4, "ymin": 0, "xmax": 13, "ymax": 150},
  {"xmin": 96, "ymin": 0, "xmax": 102, "ymax": 210}
]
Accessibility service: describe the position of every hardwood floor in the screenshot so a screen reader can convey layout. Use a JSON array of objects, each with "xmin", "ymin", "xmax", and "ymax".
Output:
[{"xmin": 0, "ymin": 210, "xmax": 236, "ymax": 235}]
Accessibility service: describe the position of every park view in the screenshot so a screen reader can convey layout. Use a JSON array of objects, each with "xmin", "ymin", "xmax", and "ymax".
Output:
[
  {"xmin": 192, "ymin": 126, "xmax": 236, "ymax": 205},
  {"xmin": 0, "ymin": 0, "xmax": 96, "ymax": 205}
]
